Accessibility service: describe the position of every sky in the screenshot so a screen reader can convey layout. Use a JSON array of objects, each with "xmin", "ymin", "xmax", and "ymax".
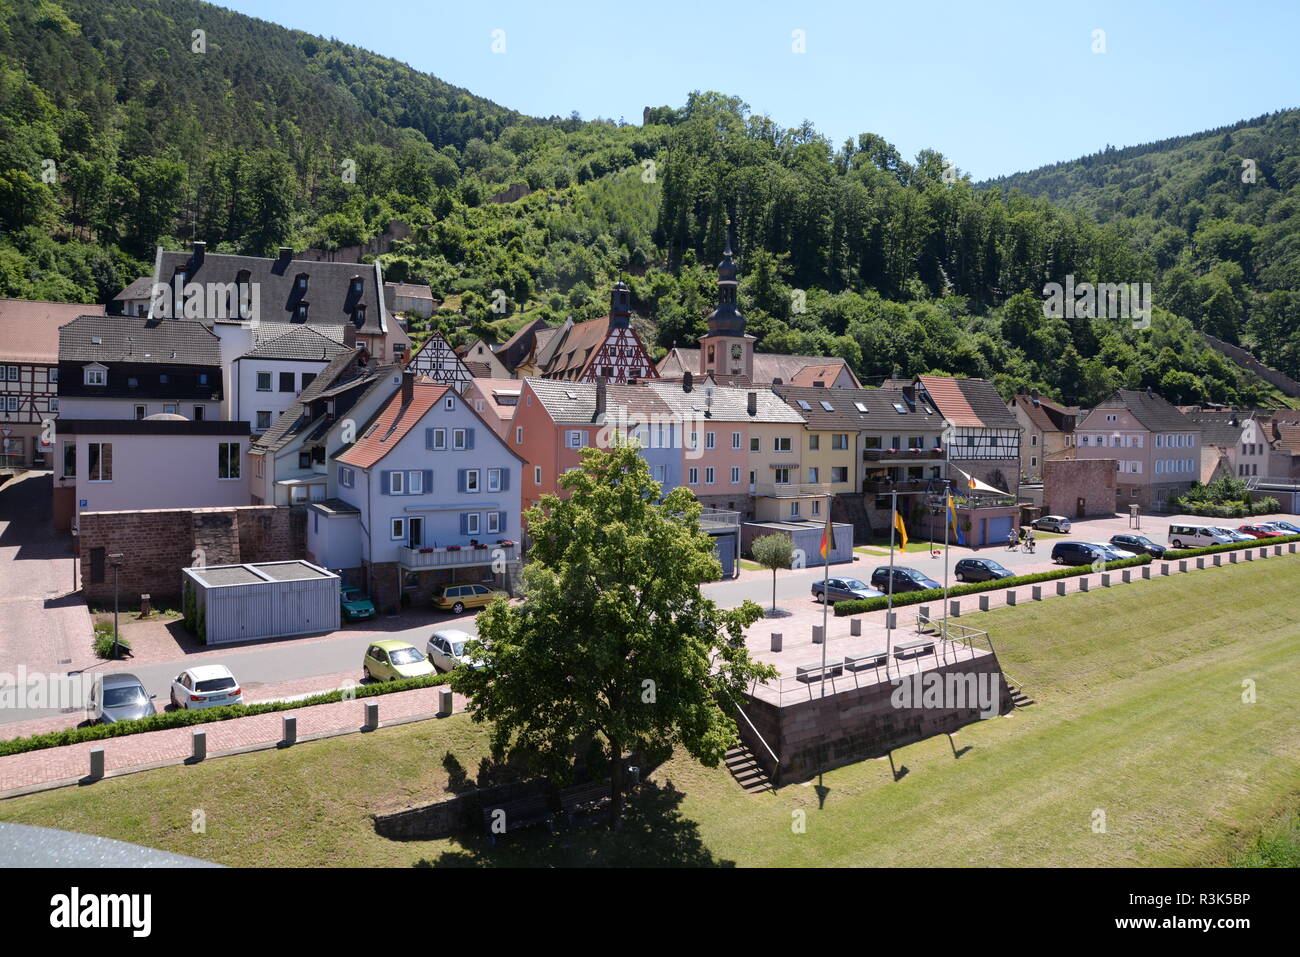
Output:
[{"xmin": 217, "ymin": 0, "xmax": 1299, "ymax": 180}]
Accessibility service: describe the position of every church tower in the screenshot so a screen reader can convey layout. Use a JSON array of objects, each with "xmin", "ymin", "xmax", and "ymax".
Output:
[{"xmin": 698, "ymin": 221, "xmax": 755, "ymax": 381}]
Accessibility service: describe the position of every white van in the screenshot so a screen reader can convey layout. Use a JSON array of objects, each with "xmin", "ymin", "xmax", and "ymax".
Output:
[{"xmin": 1167, "ymin": 524, "xmax": 1233, "ymax": 548}]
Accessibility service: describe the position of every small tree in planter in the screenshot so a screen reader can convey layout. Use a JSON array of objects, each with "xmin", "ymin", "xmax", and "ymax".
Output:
[{"xmin": 751, "ymin": 533, "xmax": 795, "ymax": 616}]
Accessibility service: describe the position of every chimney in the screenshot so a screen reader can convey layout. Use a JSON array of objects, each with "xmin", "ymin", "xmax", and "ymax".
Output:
[
  {"xmin": 192, "ymin": 240, "xmax": 206, "ymax": 265},
  {"xmin": 343, "ymin": 324, "xmax": 357, "ymax": 348},
  {"xmin": 683, "ymin": 370, "xmax": 693, "ymax": 393},
  {"xmin": 747, "ymin": 391, "xmax": 757, "ymax": 416},
  {"xmin": 401, "ymin": 369, "xmax": 415, "ymax": 406},
  {"xmin": 278, "ymin": 246, "xmax": 293, "ymax": 263},
  {"xmin": 771, "ymin": 377, "xmax": 783, "ymax": 386},
  {"xmin": 595, "ymin": 377, "xmax": 607, "ymax": 418}
]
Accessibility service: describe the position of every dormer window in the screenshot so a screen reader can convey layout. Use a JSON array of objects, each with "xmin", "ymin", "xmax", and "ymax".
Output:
[
  {"xmin": 295, "ymin": 273, "xmax": 309, "ymax": 292},
  {"xmin": 236, "ymin": 270, "xmax": 252, "ymax": 319},
  {"xmin": 84, "ymin": 365, "xmax": 107, "ymax": 386},
  {"xmin": 296, "ymin": 302, "xmax": 309, "ymax": 321},
  {"xmin": 353, "ymin": 304, "xmax": 366, "ymax": 328},
  {"xmin": 349, "ymin": 276, "xmax": 364, "ymax": 297}
]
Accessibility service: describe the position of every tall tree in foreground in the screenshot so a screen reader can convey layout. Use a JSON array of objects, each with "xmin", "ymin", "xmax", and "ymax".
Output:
[
  {"xmin": 750, "ymin": 533, "xmax": 794, "ymax": 615},
  {"xmin": 451, "ymin": 443, "xmax": 773, "ymax": 826}
]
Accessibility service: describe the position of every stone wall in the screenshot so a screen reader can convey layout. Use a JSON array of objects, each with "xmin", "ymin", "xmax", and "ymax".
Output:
[
  {"xmin": 1043, "ymin": 458, "xmax": 1117, "ymax": 519},
  {"xmin": 737, "ymin": 654, "xmax": 1013, "ymax": 785},
  {"xmin": 78, "ymin": 505, "xmax": 305, "ymax": 605}
]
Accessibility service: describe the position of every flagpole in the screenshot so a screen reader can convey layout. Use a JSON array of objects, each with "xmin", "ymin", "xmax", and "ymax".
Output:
[
  {"xmin": 820, "ymin": 491, "xmax": 830, "ymax": 699},
  {"xmin": 942, "ymin": 479, "xmax": 951, "ymax": 661},
  {"xmin": 886, "ymin": 486, "xmax": 895, "ymax": 680}
]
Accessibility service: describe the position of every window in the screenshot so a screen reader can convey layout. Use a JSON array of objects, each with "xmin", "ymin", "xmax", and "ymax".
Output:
[
  {"xmin": 566, "ymin": 430, "xmax": 584, "ymax": 449},
  {"xmin": 487, "ymin": 511, "xmax": 502, "ymax": 534},
  {"xmin": 790, "ymin": 501, "xmax": 800, "ymax": 518},
  {"xmin": 193, "ymin": 405, "xmax": 205, "ymax": 421},
  {"xmin": 163, "ymin": 405, "xmax": 176, "ymax": 415},
  {"xmin": 389, "ymin": 471, "xmax": 404, "ymax": 494},
  {"xmin": 1031, "ymin": 456, "xmax": 1038, "ymax": 468},
  {"xmin": 812, "ymin": 500, "xmax": 821, "ymax": 516},
  {"xmin": 278, "ymin": 372, "xmax": 295, "ymax": 393},
  {"xmin": 832, "ymin": 467, "xmax": 849, "ymax": 483},
  {"xmin": 445, "ymin": 397, "xmax": 455, "ymax": 411},
  {"xmin": 515, "ymin": 426, "xmax": 524, "ymax": 445},
  {"xmin": 807, "ymin": 467, "xmax": 819, "ymax": 483},
  {"xmin": 1031, "ymin": 434, "xmax": 1038, "ymax": 446},
  {"xmin": 431, "ymin": 428, "xmax": 447, "ymax": 450},
  {"xmin": 217, "ymin": 442, "xmax": 240, "ymax": 479},
  {"xmin": 487, "ymin": 469, "xmax": 502, "ymax": 492},
  {"xmin": 774, "ymin": 436, "xmax": 792, "ymax": 452},
  {"xmin": 774, "ymin": 467, "xmax": 791, "ymax": 484},
  {"xmin": 453, "ymin": 428, "xmax": 468, "ymax": 450},
  {"xmin": 296, "ymin": 303, "xmax": 309, "ymax": 321},
  {"xmin": 62, "ymin": 441, "xmax": 76, "ymax": 478},
  {"xmin": 732, "ymin": 432, "xmax": 742, "ymax": 450},
  {"xmin": 705, "ymin": 432, "xmax": 716, "ymax": 450},
  {"xmin": 809, "ymin": 434, "xmax": 820, "ymax": 451},
  {"xmin": 256, "ymin": 411, "xmax": 272, "ymax": 431},
  {"xmin": 256, "ymin": 372, "xmax": 271, "ymax": 391},
  {"xmin": 340, "ymin": 467, "xmax": 355, "ymax": 488},
  {"xmin": 298, "ymin": 452, "xmax": 312, "ymax": 470},
  {"xmin": 49, "ymin": 369, "xmax": 58, "ymax": 383},
  {"xmin": 391, "ymin": 518, "xmax": 405, "ymax": 540},
  {"xmin": 534, "ymin": 466, "xmax": 542, "ymax": 485},
  {"xmin": 749, "ymin": 437, "xmax": 760, "ymax": 452},
  {"xmin": 407, "ymin": 471, "xmax": 423, "ymax": 495},
  {"xmin": 705, "ymin": 467, "xmax": 715, "ymax": 485},
  {"xmin": 465, "ymin": 512, "xmax": 480, "ymax": 535},
  {"xmin": 688, "ymin": 467, "xmax": 699, "ymax": 485},
  {"xmin": 134, "ymin": 405, "xmax": 147, "ymax": 420},
  {"xmin": 87, "ymin": 442, "xmax": 113, "ymax": 482},
  {"xmin": 465, "ymin": 469, "xmax": 480, "ymax": 492},
  {"xmin": 730, "ymin": 467, "xmax": 740, "ymax": 484},
  {"xmin": 84, "ymin": 367, "xmax": 106, "ymax": 386},
  {"xmin": 833, "ymin": 434, "xmax": 849, "ymax": 450},
  {"xmin": 5, "ymin": 365, "xmax": 17, "ymax": 381},
  {"xmin": 863, "ymin": 435, "xmax": 881, "ymax": 449}
]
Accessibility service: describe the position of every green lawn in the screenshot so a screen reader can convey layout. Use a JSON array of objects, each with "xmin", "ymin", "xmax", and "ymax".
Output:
[
  {"xmin": 1, "ymin": 560, "xmax": 1297, "ymax": 867},
  {"xmin": 855, "ymin": 540, "xmax": 936, "ymax": 556}
]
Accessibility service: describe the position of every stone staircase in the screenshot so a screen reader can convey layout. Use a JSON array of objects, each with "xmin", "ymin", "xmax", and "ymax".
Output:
[
  {"xmin": 724, "ymin": 743, "xmax": 773, "ymax": 794},
  {"xmin": 1006, "ymin": 678, "xmax": 1035, "ymax": 709}
]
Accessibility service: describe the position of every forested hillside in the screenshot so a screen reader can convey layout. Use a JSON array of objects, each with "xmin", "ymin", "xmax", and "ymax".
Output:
[{"xmin": 1, "ymin": 0, "xmax": 1297, "ymax": 410}]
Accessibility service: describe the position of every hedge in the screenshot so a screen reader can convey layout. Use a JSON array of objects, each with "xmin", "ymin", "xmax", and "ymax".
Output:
[
  {"xmin": 0, "ymin": 673, "xmax": 451, "ymax": 759},
  {"xmin": 1164, "ymin": 533, "xmax": 1300, "ymax": 561},
  {"xmin": 833, "ymin": 554, "xmax": 1152, "ymax": 616}
]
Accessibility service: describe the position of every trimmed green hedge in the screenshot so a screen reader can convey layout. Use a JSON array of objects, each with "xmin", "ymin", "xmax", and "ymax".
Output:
[
  {"xmin": 0, "ymin": 673, "xmax": 451, "ymax": 759},
  {"xmin": 832, "ymin": 555, "xmax": 1153, "ymax": 616},
  {"xmin": 1164, "ymin": 533, "xmax": 1300, "ymax": 561}
]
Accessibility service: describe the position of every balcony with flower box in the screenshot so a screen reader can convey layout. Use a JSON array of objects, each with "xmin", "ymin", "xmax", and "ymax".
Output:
[
  {"xmin": 862, "ymin": 446, "xmax": 945, "ymax": 463},
  {"xmin": 399, "ymin": 540, "xmax": 518, "ymax": 570}
]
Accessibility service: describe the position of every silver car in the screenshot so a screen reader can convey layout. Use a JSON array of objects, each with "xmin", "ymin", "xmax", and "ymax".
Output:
[
  {"xmin": 426, "ymin": 629, "xmax": 484, "ymax": 672},
  {"xmin": 87, "ymin": 673, "xmax": 157, "ymax": 724}
]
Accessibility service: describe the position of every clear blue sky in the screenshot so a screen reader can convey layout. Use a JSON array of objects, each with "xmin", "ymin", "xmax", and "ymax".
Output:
[{"xmin": 217, "ymin": 0, "xmax": 1298, "ymax": 180}]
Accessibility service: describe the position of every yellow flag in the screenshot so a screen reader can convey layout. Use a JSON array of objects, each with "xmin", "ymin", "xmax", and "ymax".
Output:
[{"xmin": 894, "ymin": 508, "xmax": 908, "ymax": 549}]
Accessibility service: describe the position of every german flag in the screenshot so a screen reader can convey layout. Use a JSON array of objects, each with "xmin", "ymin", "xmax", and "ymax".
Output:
[
  {"xmin": 894, "ymin": 508, "xmax": 908, "ymax": 549},
  {"xmin": 819, "ymin": 511, "xmax": 835, "ymax": 560}
]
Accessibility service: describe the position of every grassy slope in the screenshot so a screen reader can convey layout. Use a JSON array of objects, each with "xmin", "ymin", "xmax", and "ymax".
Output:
[{"xmin": 0, "ymin": 560, "xmax": 1296, "ymax": 867}]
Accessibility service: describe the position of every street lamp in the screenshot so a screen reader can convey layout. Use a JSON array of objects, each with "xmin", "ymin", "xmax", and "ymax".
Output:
[{"xmin": 109, "ymin": 552, "xmax": 124, "ymax": 658}]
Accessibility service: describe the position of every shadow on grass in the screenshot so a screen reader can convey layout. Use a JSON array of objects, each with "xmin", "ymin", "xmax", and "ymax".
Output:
[{"xmin": 414, "ymin": 779, "xmax": 734, "ymax": 868}]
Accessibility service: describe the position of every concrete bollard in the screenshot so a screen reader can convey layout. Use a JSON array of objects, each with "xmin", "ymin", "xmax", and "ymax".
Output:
[
  {"xmin": 1244, "ymin": 549, "xmax": 1253, "ymax": 561},
  {"xmin": 1005, "ymin": 590, "xmax": 1016, "ymax": 606},
  {"xmin": 978, "ymin": 595, "xmax": 990, "ymax": 611},
  {"xmin": 1196, "ymin": 557, "xmax": 1205, "ymax": 569},
  {"xmin": 1031, "ymin": 585, "xmax": 1042, "ymax": 601},
  {"xmin": 918, "ymin": 605, "xmax": 931, "ymax": 622},
  {"xmin": 770, "ymin": 632, "xmax": 783, "ymax": 653},
  {"xmin": 1274, "ymin": 545, "xmax": 1282, "ymax": 556},
  {"xmin": 1161, "ymin": 562, "xmax": 1170, "ymax": 575},
  {"xmin": 1079, "ymin": 577, "xmax": 1089, "ymax": 592},
  {"xmin": 88, "ymin": 746, "xmax": 104, "ymax": 780},
  {"xmin": 1122, "ymin": 569, "xmax": 1131, "ymax": 583},
  {"xmin": 1289, "ymin": 543, "xmax": 1296, "ymax": 554},
  {"xmin": 1229, "ymin": 551, "xmax": 1238, "ymax": 563},
  {"xmin": 949, "ymin": 599, "xmax": 960, "ymax": 618},
  {"xmin": 850, "ymin": 618, "xmax": 862, "ymax": 636},
  {"xmin": 1179, "ymin": 560, "xmax": 1188, "ymax": 573},
  {"xmin": 1056, "ymin": 580, "xmax": 1067, "ymax": 596},
  {"xmin": 812, "ymin": 625, "xmax": 824, "ymax": 644},
  {"xmin": 438, "ymin": 687, "xmax": 454, "ymax": 717},
  {"xmin": 191, "ymin": 729, "xmax": 206, "ymax": 762},
  {"xmin": 1259, "ymin": 547, "xmax": 1268, "ymax": 559},
  {"xmin": 1102, "ymin": 573, "xmax": 1112, "ymax": 587},
  {"xmin": 1141, "ymin": 566, "xmax": 1151, "ymax": 579},
  {"xmin": 364, "ymin": 702, "xmax": 379, "ymax": 731},
  {"xmin": 885, "ymin": 611, "xmax": 897, "ymax": 630},
  {"xmin": 1212, "ymin": 554, "xmax": 1221, "ymax": 566},
  {"xmin": 282, "ymin": 714, "xmax": 297, "ymax": 746}
]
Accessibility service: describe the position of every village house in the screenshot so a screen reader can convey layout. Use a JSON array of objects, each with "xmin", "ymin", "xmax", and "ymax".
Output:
[
  {"xmin": 309, "ymin": 372, "xmax": 524, "ymax": 612},
  {"xmin": 1008, "ymin": 392, "xmax": 1078, "ymax": 483},
  {"xmin": 913, "ymin": 374, "xmax": 1021, "ymax": 497},
  {"xmin": 465, "ymin": 378, "xmax": 522, "ymax": 440},
  {"xmin": 403, "ymin": 330, "xmax": 475, "ymax": 390},
  {"xmin": 233, "ymin": 325, "xmax": 351, "ymax": 433}
]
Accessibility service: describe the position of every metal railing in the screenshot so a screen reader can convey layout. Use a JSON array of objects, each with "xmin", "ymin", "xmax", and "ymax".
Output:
[
  {"xmin": 863, "ymin": 448, "xmax": 945, "ymax": 462},
  {"xmin": 698, "ymin": 508, "xmax": 741, "ymax": 529},
  {"xmin": 399, "ymin": 542, "xmax": 518, "ymax": 569},
  {"xmin": 752, "ymin": 482, "xmax": 833, "ymax": 498}
]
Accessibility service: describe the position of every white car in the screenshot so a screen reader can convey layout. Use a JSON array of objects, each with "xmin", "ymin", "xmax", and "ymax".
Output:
[
  {"xmin": 1212, "ymin": 526, "xmax": 1253, "ymax": 543},
  {"xmin": 1091, "ymin": 541, "xmax": 1136, "ymax": 560},
  {"xmin": 425, "ymin": 629, "xmax": 484, "ymax": 672},
  {"xmin": 169, "ymin": 665, "xmax": 243, "ymax": 710}
]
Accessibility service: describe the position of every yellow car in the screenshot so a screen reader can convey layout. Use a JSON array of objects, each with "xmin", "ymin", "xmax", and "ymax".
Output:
[
  {"xmin": 432, "ymin": 583, "xmax": 507, "ymax": 615},
  {"xmin": 362, "ymin": 640, "xmax": 436, "ymax": 682}
]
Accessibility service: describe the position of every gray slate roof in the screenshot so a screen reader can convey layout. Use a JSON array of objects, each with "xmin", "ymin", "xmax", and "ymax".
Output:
[
  {"xmin": 58, "ymin": 315, "xmax": 222, "ymax": 366},
  {"xmin": 1100, "ymin": 389, "xmax": 1197, "ymax": 433},
  {"xmin": 242, "ymin": 325, "xmax": 351, "ymax": 361},
  {"xmin": 773, "ymin": 384, "xmax": 943, "ymax": 431},
  {"xmin": 647, "ymin": 380, "xmax": 806, "ymax": 424}
]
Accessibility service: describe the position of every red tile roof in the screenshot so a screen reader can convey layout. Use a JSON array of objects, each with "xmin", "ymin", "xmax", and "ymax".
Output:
[
  {"xmin": 335, "ymin": 379, "xmax": 448, "ymax": 469},
  {"xmin": 0, "ymin": 299, "xmax": 102, "ymax": 364}
]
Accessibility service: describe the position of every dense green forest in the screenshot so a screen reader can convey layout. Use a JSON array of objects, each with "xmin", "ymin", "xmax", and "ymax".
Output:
[{"xmin": 2, "ymin": 0, "xmax": 1297, "ymax": 410}]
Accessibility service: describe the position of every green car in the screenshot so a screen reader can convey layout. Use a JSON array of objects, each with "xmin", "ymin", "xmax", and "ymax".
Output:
[
  {"xmin": 362, "ymin": 640, "xmax": 436, "ymax": 682},
  {"xmin": 340, "ymin": 586, "xmax": 376, "ymax": 622}
]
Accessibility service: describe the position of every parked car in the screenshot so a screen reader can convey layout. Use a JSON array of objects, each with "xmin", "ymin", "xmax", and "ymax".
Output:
[
  {"xmin": 362, "ymin": 640, "xmax": 436, "ymax": 682},
  {"xmin": 1090, "ymin": 542, "xmax": 1136, "ymax": 560},
  {"xmin": 432, "ymin": 583, "xmax": 507, "ymax": 615},
  {"xmin": 1166, "ymin": 525, "xmax": 1234, "ymax": 548},
  {"xmin": 1211, "ymin": 526, "xmax": 1253, "ymax": 542},
  {"xmin": 87, "ymin": 673, "xmax": 156, "ymax": 725},
  {"xmin": 1237, "ymin": 524, "xmax": 1286, "ymax": 539},
  {"xmin": 1264, "ymin": 520, "xmax": 1300, "ymax": 535},
  {"xmin": 426, "ymin": 629, "xmax": 485, "ymax": 671},
  {"xmin": 340, "ymin": 586, "xmax": 376, "ymax": 622},
  {"xmin": 1109, "ymin": 533, "xmax": 1166, "ymax": 558},
  {"xmin": 169, "ymin": 665, "xmax": 243, "ymax": 711},
  {"xmin": 869, "ymin": 566, "xmax": 942, "ymax": 593},
  {"xmin": 953, "ymin": 558, "xmax": 1014, "ymax": 583},
  {"xmin": 1033, "ymin": 515, "xmax": 1071, "ymax": 533},
  {"xmin": 811, "ymin": 577, "xmax": 886, "ymax": 603},
  {"xmin": 1051, "ymin": 541, "xmax": 1104, "ymax": 566}
]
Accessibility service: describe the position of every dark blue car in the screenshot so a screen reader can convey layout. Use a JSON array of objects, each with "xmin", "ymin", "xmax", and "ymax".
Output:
[{"xmin": 870, "ymin": 566, "xmax": 942, "ymax": 593}]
